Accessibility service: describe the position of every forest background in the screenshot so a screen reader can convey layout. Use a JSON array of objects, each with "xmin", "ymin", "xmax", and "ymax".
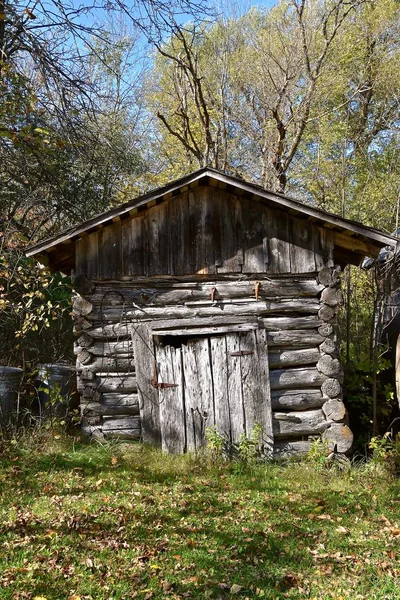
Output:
[{"xmin": 0, "ymin": 0, "xmax": 399, "ymax": 445}]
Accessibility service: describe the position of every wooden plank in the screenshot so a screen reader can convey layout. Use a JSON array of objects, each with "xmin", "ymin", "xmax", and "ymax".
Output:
[
  {"xmin": 157, "ymin": 345, "xmax": 186, "ymax": 453},
  {"xmin": 315, "ymin": 227, "xmax": 334, "ymax": 270},
  {"xmin": 267, "ymin": 208, "xmax": 291, "ymax": 274},
  {"xmin": 182, "ymin": 338, "xmax": 214, "ymax": 451},
  {"xmin": 270, "ymin": 367, "xmax": 326, "ymax": 390},
  {"xmin": 226, "ymin": 333, "xmax": 245, "ymax": 444},
  {"xmin": 289, "ymin": 216, "xmax": 316, "ymax": 274},
  {"xmin": 210, "ymin": 335, "xmax": 231, "ymax": 441},
  {"xmin": 132, "ymin": 323, "xmax": 161, "ymax": 446},
  {"xmin": 98, "ymin": 221, "xmax": 122, "ymax": 280},
  {"xmin": 147, "ymin": 200, "xmax": 169, "ymax": 276},
  {"xmin": 75, "ymin": 236, "xmax": 89, "ymax": 278},
  {"xmin": 217, "ymin": 193, "xmax": 242, "ymax": 273},
  {"xmin": 242, "ymin": 198, "xmax": 266, "ymax": 273},
  {"xmin": 121, "ymin": 215, "xmax": 145, "ymax": 277},
  {"xmin": 153, "ymin": 323, "xmax": 258, "ymax": 337},
  {"xmin": 102, "ymin": 416, "xmax": 140, "ymax": 430},
  {"xmin": 241, "ymin": 329, "xmax": 273, "ymax": 454},
  {"xmin": 334, "ymin": 231, "xmax": 379, "ymax": 256}
]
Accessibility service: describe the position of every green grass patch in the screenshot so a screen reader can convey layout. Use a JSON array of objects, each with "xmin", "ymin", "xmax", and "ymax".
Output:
[{"xmin": 1, "ymin": 435, "xmax": 400, "ymax": 600}]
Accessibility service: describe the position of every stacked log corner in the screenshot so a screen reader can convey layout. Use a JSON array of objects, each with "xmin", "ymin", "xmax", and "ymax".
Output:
[
  {"xmin": 72, "ymin": 269, "xmax": 353, "ymax": 455},
  {"xmin": 73, "ymin": 291, "xmax": 140, "ymax": 441}
]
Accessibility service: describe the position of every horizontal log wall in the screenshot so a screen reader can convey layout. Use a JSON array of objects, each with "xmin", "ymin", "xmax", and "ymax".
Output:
[{"xmin": 74, "ymin": 270, "xmax": 352, "ymax": 453}]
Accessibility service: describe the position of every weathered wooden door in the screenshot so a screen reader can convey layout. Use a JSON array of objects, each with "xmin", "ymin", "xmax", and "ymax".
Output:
[{"xmin": 153, "ymin": 329, "xmax": 273, "ymax": 455}]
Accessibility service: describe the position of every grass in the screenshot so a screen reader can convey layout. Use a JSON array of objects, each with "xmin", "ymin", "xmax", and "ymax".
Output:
[{"xmin": 1, "ymin": 434, "xmax": 400, "ymax": 600}]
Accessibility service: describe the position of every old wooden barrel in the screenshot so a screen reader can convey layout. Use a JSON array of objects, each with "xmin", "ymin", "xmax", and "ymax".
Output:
[
  {"xmin": 37, "ymin": 363, "xmax": 76, "ymax": 420},
  {"xmin": 0, "ymin": 366, "xmax": 23, "ymax": 428}
]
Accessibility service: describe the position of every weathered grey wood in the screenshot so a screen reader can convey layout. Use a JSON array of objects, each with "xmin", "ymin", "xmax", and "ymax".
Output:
[
  {"xmin": 271, "ymin": 389, "xmax": 324, "ymax": 411},
  {"xmin": 77, "ymin": 332, "xmax": 94, "ymax": 348},
  {"xmin": 86, "ymin": 315, "xmax": 321, "ymax": 340},
  {"xmin": 80, "ymin": 401, "xmax": 139, "ymax": 416},
  {"xmin": 241, "ymin": 329, "xmax": 273, "ymax": 454},
  {"xmin": 90, "ymin": 279, "xmax": 325, "ymax": 305},
  {"xmin": 267, "ymin": 208, "xmax": 291, "ymax": 273},
  {"xmin": 226, "ymin": 334, "xmax": 245, "ymax": 443},
  {"xmin": 77, "ymin": 340, "xmax": 134, "ymax": 357},
  {"xmin": 148, "ymin": 199, "xmax": 169, "ymax": 276},
  {"xmin": 323, "ymin": 423, "xmax": 353, "ymax": 453},
  {"xmin": 322, "ymin": 399, "xmax": 346, "ymax": 422},
  {"xmin": 273, "ymin": 409, "xmax": 329, "ymax": 438},
  {"xmin": 75, "ymin": 348, "xmax": 93, "ymax": 364},
  {"xmin": 321, "ymin": 287, "xmax": 343, "ymax": 307},
  {"xmin": 181, "ymin": 337, "xmax": 215, "ymax": 451},
  {"xmin": 77, "ymin": 356, "xmax": 135, "ymax": 373},
  {"xmin": 270, "ymin": 367, "xmax": 326, "ymax": 390},
  {"xmin": 102, "ymin": 393, "xmax": 139, "ymax": 406},
  {"xmin": 157, "ymin": 344, "xmax": 186, "ymax": 453},
  {"xmin": 72, "ymin": 296, "xmax": 93, "ymax": 316},
  {"xmin": 87, "ymin": 298, "xmax": 321, "ymax": 322},
  {"xmin": 318, "ymin": 267, "xmax": 341, "ymax": 287},
  {"xmin": 121, "ymin": 214, "xmax": 146, "ymax": 277},
  {"xmin": 217, "ymin": 192, "xmax": 242, "ymax": 273},
  {"xmin": 318, "ymin": 323, "xmax": 334, "ymax": 337},
  {"xmin": 154, "ymin": 323, "xmax": 258, "ymax": 337},
  {"xmin": 96, "ymin": 375, "xmax": 137, "ymax": 393},
  {"xmin": 210, "ymin": 335, "xmax": 231, "ymax": 440},
  {"xmin": 73, "ymin": 316, "xmax": 92, "ymax": 335},
  {"xmin": 319, "ymin": 338, "xmax": 338, "ymax": 356},
  {"xmin": 79, "ymin": 368, "xmax": 95, "ymax": 381},
  {"xmin": 132, "ymin": 323, "xmax": 161, "ymax": 446},
  {"xmin": 318, "ymin": 305, "xmax": 336, "ymax": 322},
  {"xmin": 87, "ymin": 322, "xmax": 131, "ymax": 340},
  {"xmin": 105, "ymin": 429, "xmax": 141, "ymax": 440},
  {"xmin": 314, "ymin": 227, "xmax": 335, "ymax": 271},
  {"xmin": 317, "ymin": 355, "xmax": 341, "ymax": 377},
  {"xmin": 274, "ymin": 440, "xmax": 311, "ymax": 455},
  {"xmin": 268, "ymin": 348, "xmax": 320, "ymax": 368},
  {"xmin": 98, "ymin": 221, "xmax": 121, "ymax": 280},
  {"xmin": 267, "ymin": 330, "xmax": 324, "ymax": 348},
  {"xmin": 242, "ymin": 198, "xmax": 267, "ymax": 273},
  {"xmin": 102, "ymin": 416, "xmax": 141, "ymax": 430},
  {"xmin": 321, "ymin": 378, "xmax": 342, "ymax": 398},
  {"xmin": 290, "ymin": 217, "xmax": 316, "ymax": 274}
]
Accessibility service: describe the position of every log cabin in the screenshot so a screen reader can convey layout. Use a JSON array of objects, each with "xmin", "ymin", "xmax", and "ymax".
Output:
[{"xmin": 26, "ymin": 168, "xmax": 397, "ymax": 456}]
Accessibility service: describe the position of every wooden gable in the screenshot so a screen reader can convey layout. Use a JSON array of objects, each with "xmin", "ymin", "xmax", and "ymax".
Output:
[{"xmin": 75, "ymin": 184, "xmax": 334, "ymax": 280}]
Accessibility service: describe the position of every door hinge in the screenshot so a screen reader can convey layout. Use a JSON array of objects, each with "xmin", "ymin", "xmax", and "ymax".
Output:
[
  {"xmin": 151, "ymin": 361, "xmax": 178, "ymax": 389},
  {"xmin": 230, "ymin": 351, "xmax": 254, "ymax": 357}
]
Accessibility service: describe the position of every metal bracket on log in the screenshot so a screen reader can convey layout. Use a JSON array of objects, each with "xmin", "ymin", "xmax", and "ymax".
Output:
[
  {"xmin": 255, "ymin": 280, "xmax": 261, "ymax": 300},
  {"xmin": 210, "ymin": 286, "xmax": 216, "ymax": 302},
  {"xmin": 230, "ymin": 350, "xmax": 253, "ymax": 357}
]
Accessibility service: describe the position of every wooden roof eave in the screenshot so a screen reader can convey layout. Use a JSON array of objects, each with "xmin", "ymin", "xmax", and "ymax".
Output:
[{"xmin": 26, "ymin": 168, "xmax": 398, "ymax": 264}]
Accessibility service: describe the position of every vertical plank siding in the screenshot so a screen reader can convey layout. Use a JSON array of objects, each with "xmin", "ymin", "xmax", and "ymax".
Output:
[{"xmin": 75, "ymin": 187, "xmax": 335, "ymax": 280}]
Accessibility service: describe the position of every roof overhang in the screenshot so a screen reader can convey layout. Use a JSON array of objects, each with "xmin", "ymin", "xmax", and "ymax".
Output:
[{"xmin": 26, "ymin": 167, "xmax": 399, "ymax": 272}]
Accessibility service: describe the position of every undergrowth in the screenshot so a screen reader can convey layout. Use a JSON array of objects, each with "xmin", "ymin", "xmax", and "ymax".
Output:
[{"xmin": 1, "ymin": 433, "xmax": 400, "ymax": 600}]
